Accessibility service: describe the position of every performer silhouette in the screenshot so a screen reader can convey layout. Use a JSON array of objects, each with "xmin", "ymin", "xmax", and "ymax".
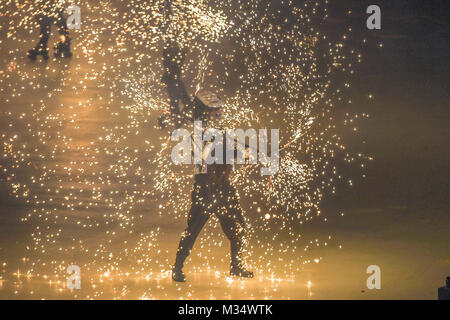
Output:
[{"xmin": 28, "ymin": 0, "xmax": 72, "ymax": 61}]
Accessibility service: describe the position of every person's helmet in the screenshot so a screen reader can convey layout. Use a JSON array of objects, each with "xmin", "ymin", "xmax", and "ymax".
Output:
[{"xmin": 193, "ymin": 89, "xmax": 223, "ymax": 119}]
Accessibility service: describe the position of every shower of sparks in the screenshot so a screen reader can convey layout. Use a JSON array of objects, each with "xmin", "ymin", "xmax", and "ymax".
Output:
[{"xmin": 0, "ymin": 0, "xmax": 372, "ymax": 299}]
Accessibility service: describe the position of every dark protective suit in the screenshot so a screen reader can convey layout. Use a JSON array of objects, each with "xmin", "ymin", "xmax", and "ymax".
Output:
[{"xmin": 174, "ymin": 170, "xmax": 247, "ymax": 270}]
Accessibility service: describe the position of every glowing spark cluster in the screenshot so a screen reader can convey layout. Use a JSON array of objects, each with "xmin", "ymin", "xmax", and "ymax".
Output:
[{"xmin": 0, "ymin": 0, "xmax": 372, "ymax": 299}]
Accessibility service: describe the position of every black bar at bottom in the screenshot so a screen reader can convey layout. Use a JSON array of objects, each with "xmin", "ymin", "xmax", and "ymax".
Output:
[{"xmin": 0, "ymin": 300, "xmax": 447, "ymax": 318}]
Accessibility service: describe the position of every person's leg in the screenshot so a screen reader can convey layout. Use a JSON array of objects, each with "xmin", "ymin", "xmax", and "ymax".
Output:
[
  {"xmin": 174, "ymin": 203, "xmax": 210, "ymax": 268},
  {"xmin": 173, "ymin": 180, "xmax": 210, "ymax": 281},
  {"xmin": 54, "ymin": 12, "xmax": 72, "ymax": 58},
  {"xmin": 38, "ymin": 23, "xmax": 51, "ymax": 52},
  {"xmin": 216, "ymin": 184, "xmax": 253, "ymax": 278},
  {"xmin": 217, "ymin": 210, "xmax": 244, "ymax": 266},
  {"xmin": 56, "ymin": 11, "xmax": 69, "ymax": 37},
  {"xmin": 29, "ymin": 16, "xmax": 52, "ymax": 60}
]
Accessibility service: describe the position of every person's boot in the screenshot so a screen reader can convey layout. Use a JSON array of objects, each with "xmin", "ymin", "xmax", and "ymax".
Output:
[
  {"xmin": 28, "ymin": 48, "xmax": 49, "ymax": 61},
  {"xmin": 42, "ymin": 49, "xmax": 49, "ymax": 60},
  {"xmin": 27, "ymin": 49, "xmax": 38, "ymax": 61},
  {"xmin": 54, "ymin": 45, "xmax": 72, "ymax": 58},
  {"xmin": 172, "ymin": 267, "xmax": 186, "ymax": 282},
  {"xmin": 230, "ymin": 263, "xmax": 254, "ymax": 278},
  {"xmin": 172, "ymin": 253, "xmax": 187, "ymax": 282},
  {"xmin": 230, "ymin": 241, "xmax": 253, "ymax": 278}
]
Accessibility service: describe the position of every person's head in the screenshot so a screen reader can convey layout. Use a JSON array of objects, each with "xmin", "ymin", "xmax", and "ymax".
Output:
[{"xmin": 194, "ymin": 90, "xmax": 223, "ymax": 122}]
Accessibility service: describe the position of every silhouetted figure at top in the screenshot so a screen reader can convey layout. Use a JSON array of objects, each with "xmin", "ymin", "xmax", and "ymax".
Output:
[
  {"xmin": 28, "ymin": 0, "xmax": 72, "ymax": 61},
  {"xmin": 158, "ymin": 40, "xmax": 193, "ymax": 128},
  {"xmin": 158, "ymin": 0, "xmax": 195, "ymax": 129},
  {"xmin": 162, "ymin": 41, "xmax": 191, "ymax": 115}
]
